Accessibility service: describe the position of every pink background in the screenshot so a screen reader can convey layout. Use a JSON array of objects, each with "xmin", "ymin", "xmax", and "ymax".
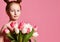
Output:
[{"xmin": 0, "ymin": 0, "xmax": 60, "ymax": 42}]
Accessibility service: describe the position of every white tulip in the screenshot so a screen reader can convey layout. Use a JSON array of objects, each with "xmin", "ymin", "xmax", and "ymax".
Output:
[
  {"xmin": 22, "ymin": 28, "xmax": 27, "ymax": 34},
  {"xmin": 23, "ymin": 23, "xmax": 33, "ymax": 32},
  {"xmin": 15, "ymin": 28, "xmax": 19, "ymax": 34},
  {"xmin": 14, "ymin": 23, "xmax": 18, "ymax": 28},
  {"xmin": 33, "ymin": 32, "xmax": 39, "ymax": 37}
]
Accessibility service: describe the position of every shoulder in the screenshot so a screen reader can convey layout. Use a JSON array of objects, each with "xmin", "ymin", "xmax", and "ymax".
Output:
[
  {"xmin": 0, "ymin": 22, "xmax": 11, "ymax": 34},
  {"xmin": 2, "ymin": 22, "xmax": 11, "ymax": 29},
  {"xmin": 1, "ymin": 22, "xmax": 12, "ymax": 32},
  {"xmin": 1, "ymin": 22, "xmax": 11, "ymax": 32}
]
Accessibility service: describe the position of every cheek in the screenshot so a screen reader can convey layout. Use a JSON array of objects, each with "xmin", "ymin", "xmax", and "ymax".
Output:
[
  {"xmin": 17, "ymin": 12, "xmax": 21, "ymax": 16},
  {"xmin": 7, "ymin": 12, "xmax": 14, "ymax": 18},
  {"xmin": 10, "ymin": 12, "xmax": 14, "ymax": 15},
  {"xmin": 10, "ymin": 12, "xmax": 14, "ymax": 16}
]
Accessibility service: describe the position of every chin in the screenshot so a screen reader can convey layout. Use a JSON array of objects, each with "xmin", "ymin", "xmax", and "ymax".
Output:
[{"xmin": 13, "ymin": 18, "xmax": 18, "ymax": 21}]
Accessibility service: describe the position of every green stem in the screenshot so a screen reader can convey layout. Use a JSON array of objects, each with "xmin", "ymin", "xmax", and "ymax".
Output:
[{"xmin": 18, "ymin": 31, "xmax": 23, "ymax": 42}]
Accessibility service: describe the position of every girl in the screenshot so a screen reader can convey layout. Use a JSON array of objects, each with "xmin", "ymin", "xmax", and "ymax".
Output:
[
  {"xmin": 1, "ymin": 0, "xmax": 31, "ymax": 42},
  {"xmin": 1, "ymin": 0, "xmax": 22, "ymax": 42}
]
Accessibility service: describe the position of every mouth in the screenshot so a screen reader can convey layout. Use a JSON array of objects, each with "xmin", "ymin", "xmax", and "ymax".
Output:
[{"xmin": 14, "ymin": 16, "xmax": 18, "ymax": 17}]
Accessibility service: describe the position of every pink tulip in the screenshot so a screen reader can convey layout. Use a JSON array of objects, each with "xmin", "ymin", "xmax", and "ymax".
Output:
[
  {"xmin": 10, "ymin": 22, "xmax": 16, "ymax": 28},
  {"xmin": 18, "ymin": 21, "xmax": 24, "ymax": 30},
  {"xmin": 3, "ymin": 28, "xmax": 10, "ymax": 34},
  {"xmin": 27, "ymin": 28, "xmax": 30, "ymax": 33},
  {"xmin": 33, "ymin": 25, "xmax": 38, "ymax": 32}
]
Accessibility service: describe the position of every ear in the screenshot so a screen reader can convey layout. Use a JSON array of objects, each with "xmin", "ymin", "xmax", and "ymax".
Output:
[
  {"xmin": 4, "ymin": 0, "xmax": 9, "ymax": 3},
  {"xmin": 17, "ymin": 0, "xmax": 22, "ymax": 3}
]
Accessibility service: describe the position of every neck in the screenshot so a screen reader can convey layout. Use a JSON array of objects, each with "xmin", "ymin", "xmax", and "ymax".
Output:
[{"xmin": 9, "ymin": 19, "xmax": 18, "ymax": 23}]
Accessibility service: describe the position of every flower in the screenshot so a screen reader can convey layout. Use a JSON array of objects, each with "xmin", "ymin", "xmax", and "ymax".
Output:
[
  {"xmin": 3, "ymin": 28, "xmax": 10, "ymax": 34},
  {"xmin": 23, "ymin": 23, "xmax": 33, "ymax": 32},
  {"xmin": 10, "ymin": 22, "xmax": 18, "ymax": 28},
  {"xmin": 14, "ymin": 28, "xmax": 19, "ymax": 34},
  {"xmin": 27, "ymin": 28, "xmax": 30, "ymax": 33},
  {"xmin": 14, "ymin": 23, "xmax": 18, "ymax": 28},
  {"xmin": 33, "ymin": 32, "xmax": 39, "ymax": 37},
  {"xmin": 10, "ymin": 21, "xmax": 19, "ymax": 34},
  {"xmin": 18, "ymin": 21, "xmax": 24, "ymax": 30},
  {"xmin": 34, "ymin": 25, "xmax": 38, "ymax": 32},
  {"xmin": 10, "ymin": 22, "xmax": 16, "ymax": 28},
  {"xmin": 3, "ymin": 21, "xmax": 39, "ymax": 42},
  {"xmin": 22, "ymin": 28, "xmax": 27, "ymax": 34},
  {"xmin": 22, "ymin": 23, "xmax": 33, "ymax": 34}
]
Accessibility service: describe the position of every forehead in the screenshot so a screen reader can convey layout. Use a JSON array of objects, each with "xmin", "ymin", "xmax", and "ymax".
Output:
[{"xmin": 10, "ymin": 3, "xmax": 20, "ymax": 9}]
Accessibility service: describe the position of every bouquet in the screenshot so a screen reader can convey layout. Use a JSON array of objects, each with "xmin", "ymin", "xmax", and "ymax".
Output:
[{"xmin": 3, "ymin": 21, "xmax": 39, "ymax": 42}]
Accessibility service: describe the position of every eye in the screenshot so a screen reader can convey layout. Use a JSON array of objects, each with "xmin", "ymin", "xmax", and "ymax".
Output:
[
  {"xmin": 10, "ymin": 10, "xmax": 14, "ymax": 12},
  {"xmin": 17, "ymin": 10, "xmax": 20, "ymax": 12}
]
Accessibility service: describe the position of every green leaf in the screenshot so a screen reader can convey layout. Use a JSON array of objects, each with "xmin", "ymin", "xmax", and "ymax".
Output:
[
  {"xmin": 11, "ymin": 40, "xmax": 16, "ymax": 42},
  {"xmin": 18, "ymin": 31, "xmax": 23, "ymax": 42},
  {"xmin": 23, "ymin": 29, "xmax": 34, "ymax": 42},
  {"xmin": 11, "ymin": 32, "xmax": 17, "ymax": 41},
  {"xmin": 7, "ymin": 33, "xmax": 14, "ymax": 40}
]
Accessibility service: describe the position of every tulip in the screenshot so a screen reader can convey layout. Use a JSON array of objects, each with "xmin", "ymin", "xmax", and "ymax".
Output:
[
  {"xmin": 34, "ymin": 25, "xmax": 38, "ymax": 32},
  {"xmin": 33, "ymin": 32, "xmax": 39, "ymax": 37},
  {"xmin": 10, "ymin": 22, "xmax": 18, "ymax": 28},
  {"xmin": 23, "ymin": 23, "xmax": 33, "ymax": 32},
  {"xmin": 22, "ymin": 28, "xmax": 27, "ymax": 34},
  {"xmin": 14, "ymin": 23, "xmax": 18, "ymax": 28},
  {"xmin": 15, "ymin": 28, "xmax": 19, "ymax": 34},
  {"xmin": 22, "ymin": 23, "xmax": 33, "ymax": 34},
  {"xmin": 4, "ymin": 28, "xmax": 10, "ymax": 34},
  {"xmin": 10, "ymin": 22, "xmax": 16, "ymax": 28},
  {"xmin": 27, "ymin": 28, "xmax": 30, "ymax": 33},
  {"xmin": 18, "ymin": 21, "xmax": 24, "ymax": 30}
]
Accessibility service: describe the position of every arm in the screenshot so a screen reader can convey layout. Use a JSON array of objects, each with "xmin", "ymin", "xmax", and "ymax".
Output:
[{"xmin": 0, "ymin": 25, "xmax": 7, "ymax": 42}]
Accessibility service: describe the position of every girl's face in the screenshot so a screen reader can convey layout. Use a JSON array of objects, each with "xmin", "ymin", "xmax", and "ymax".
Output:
[{"xmin": 9, "ymin": 3, "xmax": 21, "ymax": 21}]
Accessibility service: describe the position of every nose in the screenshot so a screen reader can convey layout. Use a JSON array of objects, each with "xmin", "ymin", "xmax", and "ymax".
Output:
[{"xmin": 14, "ymin": 11, "xmax": 17, "ymax": 15}]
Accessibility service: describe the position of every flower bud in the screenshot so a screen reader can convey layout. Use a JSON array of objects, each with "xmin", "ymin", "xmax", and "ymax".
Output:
[
  {"xmin": 4, "ymin": 28, "xmax": 10, "ymax": 34},
  {"xmin": 34, "ymin": 26, "xmax": 38, "ymax": 32},
  {"xmin": 33, "ymin": 32, "xmax": 39, "ymax": 37},
  {"xmin": 15, "ymin": 28, "xmax": 19, "ymax": 34},
  {"xmin": 22, "ymin": 28, "xmax": 27, "ymax": 34}
]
